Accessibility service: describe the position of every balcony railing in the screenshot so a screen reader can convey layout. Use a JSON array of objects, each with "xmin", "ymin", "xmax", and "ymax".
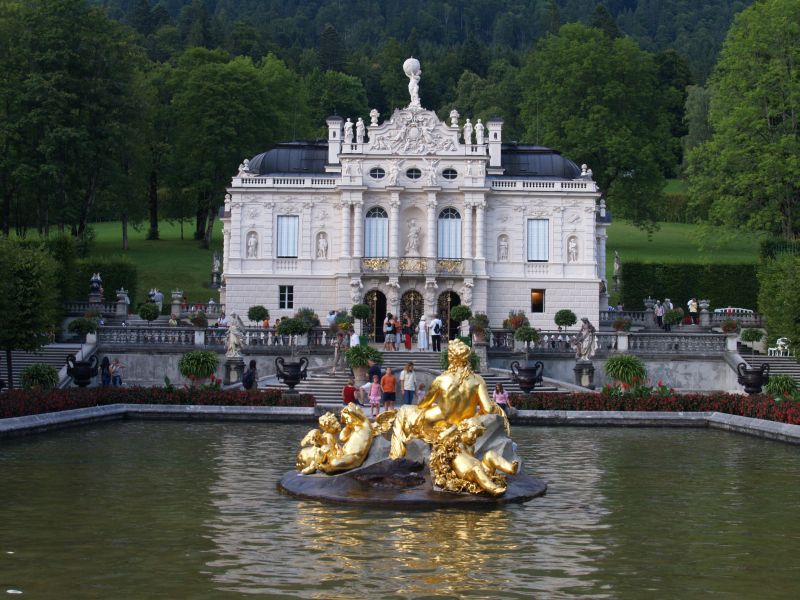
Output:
[
  {"xmin": 490, "ymin": 179, "xmax": 598, "ymax": 192},
  {"xmin": 237, "ymin": 176, "xmax": 337, "ymax": 188}
]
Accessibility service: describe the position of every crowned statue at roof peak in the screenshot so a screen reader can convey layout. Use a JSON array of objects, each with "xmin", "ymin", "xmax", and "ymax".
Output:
[{"xmin": 403, "ymin": 57, "xmax": 422, "ymax": 109}]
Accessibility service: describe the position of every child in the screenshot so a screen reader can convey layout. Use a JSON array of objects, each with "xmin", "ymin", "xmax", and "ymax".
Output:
[
  {"xmin": 416, "ymin": 383, "xmax": 426, "ymax": 404},
  {"xmin": 342, "ymin": 378, "xmax": 357, "ymax": 406},
  {"xmin": 368, "ymin": 374, "xmax": 382, "ymax": 417},
  {"xmin": 381, "ymin": 367, "xmax": 397, "ymax": 411}
]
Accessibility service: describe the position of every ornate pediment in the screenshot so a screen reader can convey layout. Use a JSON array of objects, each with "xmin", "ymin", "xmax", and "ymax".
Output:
[{"xmin": 367, "ymin": 108, "xmax": 459, "ymax": 156}]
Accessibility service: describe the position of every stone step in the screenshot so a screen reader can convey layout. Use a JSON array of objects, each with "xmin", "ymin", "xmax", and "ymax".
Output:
[{"xmin": 0, "ymin": 344, "xmax": 84, "ymax": 389}]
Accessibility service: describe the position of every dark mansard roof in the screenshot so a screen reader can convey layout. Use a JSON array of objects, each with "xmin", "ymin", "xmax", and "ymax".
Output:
[{"xmin": 247, "ymin": 140, "xmax": 581, "ymax": 179}]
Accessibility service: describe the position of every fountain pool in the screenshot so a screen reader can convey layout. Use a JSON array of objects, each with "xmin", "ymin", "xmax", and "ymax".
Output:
[{"xmin": 1, "ymin": 422, "xmax": 798, "ymax": 598}]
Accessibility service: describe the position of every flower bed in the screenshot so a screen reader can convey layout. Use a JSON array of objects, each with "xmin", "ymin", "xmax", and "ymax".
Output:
[
  {"xmin": 0, "ymin": 387, "xmax": 315, "ymax": 419},
  {"xmin": 510, "ymin": 392, "xmax": 800, "ymax": 425}
]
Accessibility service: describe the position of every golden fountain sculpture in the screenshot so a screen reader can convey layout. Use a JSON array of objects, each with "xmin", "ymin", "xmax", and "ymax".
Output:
[{"xmin": 294, "ymin": 339, "xmax": 519, "ymax": 496}]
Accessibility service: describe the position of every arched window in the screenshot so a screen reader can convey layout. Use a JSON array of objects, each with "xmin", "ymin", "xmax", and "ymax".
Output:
[
  {"xmin": 437, "ymin": 207, "xmax": 462, "ymax": 258},
  {"xmin": 364, "ymin": 206, "xmax": 388, "ymax": 257}
]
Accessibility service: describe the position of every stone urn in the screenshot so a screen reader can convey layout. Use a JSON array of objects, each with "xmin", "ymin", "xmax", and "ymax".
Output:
[
  {"xmin": 510, "ymin": 360, "xmax": 544, "ymax": 393},
  {"xmin": 737, "ymin": 362, "xmax": 770, "ymax": 395},
  {"xmin": 275, "ymin": 356, "xmax": 309, "ymax": 392},
  {"xmin": 66, "ymin": 354, "xmax": 99, "ymax": 388}
]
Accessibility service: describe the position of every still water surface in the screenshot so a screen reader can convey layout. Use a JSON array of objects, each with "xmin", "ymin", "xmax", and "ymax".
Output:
[{"xmin": 1, "ymin": 422, "xmax": 799, "ymax": 599}]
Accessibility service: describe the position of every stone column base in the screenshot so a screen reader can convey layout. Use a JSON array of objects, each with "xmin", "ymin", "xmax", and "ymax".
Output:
[
  {"xmin": 574, "ymin": 360, "xmax": 595, "ymax": 390},
  {"xmin": 225, "ymin": 356, "xmax": 245, "ymax": 385}
]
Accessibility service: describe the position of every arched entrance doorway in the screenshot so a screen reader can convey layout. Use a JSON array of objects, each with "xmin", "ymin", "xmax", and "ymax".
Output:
[
  {"xmin": 437, "ymin": 291, "xmax": 461, "ymax": 341},
  {"xmin": 364, "ymin": 289, "xmax": 387, "ymax": 343},
  {"xmin": 400, "ymin": 290, "xmax": 424, "ymax": 331}
]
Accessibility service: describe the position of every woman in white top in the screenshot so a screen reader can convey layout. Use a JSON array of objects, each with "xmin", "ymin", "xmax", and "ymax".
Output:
[{"xmin": 416, "ymin": 316, "xmax": 429, "ymax": 351}]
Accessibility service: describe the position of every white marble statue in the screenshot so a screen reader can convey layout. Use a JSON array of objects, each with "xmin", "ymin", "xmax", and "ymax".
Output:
[
  {"xmin": 370, "ymin": 108, "xmax": 379, "ymax": 126},
  {"xmin": 475, "ymin": 119, "xmax": 485, "ymax": 144},
  {"xmin": 568, "ymin": 238, "xmax": 578, "ymax": 262},
  {"xmin": 344, "ymin": 118, "xmax": 354, "ymax": 144},
  {"xmin": 226, "ymin": 314, "xmax": 245, "ymax": 358},
  {"xmin": 387, "ymin": 161, "xmax": 401, "ymax": 186},
  {"xmin": 573, "ymin": 318, "xmax": 598, "ymax": 361},
  {"xmin": 405, "ymin": 219, "xmax": 422, "ymax": 256},
  {"xmin": 463, "ymin": 119, "xmax": 473, "ymax": 145},
  {"xmin": 237, "ymin": 159, "xmax": 250, "ymax": 177},
  {"xmin": 317, "ymin": 234, "xmax": 328, "ymax": 259},
  {"xmin": 498, "ymin": 236, "xmax": 509, "ymax": 261},
  {"xmin": 404, "ymin": 57, "xmax": 422, "ymax": 108},
  {"xmin": 426, "ymin": 158, "xmax": 439, "ymax": 186},
  {"xmin": 356, "ymin": 117, "xmax": 365, "ymax": 143},
  {"xmin": 246, "ymin": 232, "xmax": 258, "ymax": 258},
  {"xmin": 449, "ymin": 109, "xmax": 460, "ymax": 128}
]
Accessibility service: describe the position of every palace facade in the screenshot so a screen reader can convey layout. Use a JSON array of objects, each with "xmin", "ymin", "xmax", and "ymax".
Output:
[{"xmin": 221, "ymin": 62, "xmax": 608, "ymax": 340}]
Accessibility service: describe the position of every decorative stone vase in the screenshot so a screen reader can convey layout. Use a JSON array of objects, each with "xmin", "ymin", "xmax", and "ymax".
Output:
[
  {"xmin": 275, "ymin": 356, "xmax": 309, "ymax": 392},
  {"xmin": 66, "ymin": 354, "xmax": 98, "ymax": 388},
  {"xmin": 510, "ymin": 360, "xmax": 544, "ymax": 393},
  {"xmin": 736, "ymin": 362, "xmax": 770, "ymax": 395}
]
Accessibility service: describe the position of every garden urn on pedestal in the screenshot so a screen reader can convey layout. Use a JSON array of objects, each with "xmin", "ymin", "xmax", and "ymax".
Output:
[
  {"xmin": 737, "ymin": 362, "xmax": 770, "ymax": 395},
  {"xmin": 275, "ymin": 356, "xmax": 309, "ymax": 393},
  {"xmin": 66, "ymin": 354, "xmax": 98, "ymax": 388}
]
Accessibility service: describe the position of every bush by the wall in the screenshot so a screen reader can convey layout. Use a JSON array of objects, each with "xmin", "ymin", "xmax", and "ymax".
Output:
[
  {"xmin": 75, "ymin": 258, "xmax": 138, "ymax": 306},
  {"xmin": 620, "ymin": 262, "xmax": 757, "ymax": 310}
]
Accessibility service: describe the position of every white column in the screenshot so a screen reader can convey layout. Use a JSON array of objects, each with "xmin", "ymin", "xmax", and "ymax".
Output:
[
  {"xmin": 301, "ymin": 202, "xmax": 313, "ymax": 259},
  {"xmin": 264, "ymin": 201, "xmax": 275, "ymax": 271},
  {"xmin": 475, "ymin": 199, "xmax": 486, "ymax": 260},
  {"xmin": 389, "ymin": 191, "xmax": 401, "ymax": 259},
  {"xmin": 426, "ymin": 192, "xmax": 437, "ymax": 261},
  {"xmin": 340, "ymin": 200, "xmax": 351, "ymax": 258},
  {"xmin": 463, "ymin": 200, "xmax": 474, "ymax": 261},
  {"xmin": 352, "ymin": 198, "xmax": 364, "ymax": 258}
]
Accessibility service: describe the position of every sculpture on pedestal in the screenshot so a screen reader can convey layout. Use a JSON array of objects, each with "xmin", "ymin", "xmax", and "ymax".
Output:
[
  {"xmin": 343, "ymin": 118, "xmax": 354, "ymax": 144},
  {"xmin": 475, "ymin": 119, "xmax": 485, "ymax": 144},
  {"xmin": 573, "ymin": 318, "xmax": 598, "ymax": 361},
  {"xmin": 404, "ymin": 57, "xmax": 422, "ymax": 108},
  {"xmin": 356, "ymin": 117, "xmax": 365, "ymax": 143}
]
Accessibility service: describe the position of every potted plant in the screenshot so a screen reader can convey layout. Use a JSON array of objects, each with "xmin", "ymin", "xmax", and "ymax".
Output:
[
  {"xmin": 503, "ymin": 309, "xmax": 529, "ymax": 331},
  {"xmin": 20, "ymin": 363, "xmax": 59, "ymax": 390},
  {"xmin": 720, "ymin": 319, "xmax": 739, "ymax": 334},
  {"xmin": 178, "ymin": 350, "xmax": 219, "ymax": 385},
  {"xmin": 764, "ymin": 374, "xmax": 798, "ymax": 400},
  {"xmin": 333, "ymin": 310, "xmax": 352, "ymax": 332},
  {"xmin": 554, "ymin": 309, "xmax": 577, "ymax": 331},
  {"xmin": 663, "ymin": 308, "xmax": 684, "ymax": 331},
  {"xmin": 604, "ymin": 354, "xmax": 647, "ymax": 386},
  {"xmin": 138, "ymin": 302, "xmax": 160, "ymax": 323},
  {"xmin": 450, "ymin": 305, "xmax": 472, "ymax": 337},
  {"xmin": 469, "ymin": 312, "xmax": 490, "ymax": 344},
  {"xmin": 277, "ymin": 317, "xmax": 311, "ymax": 356},
  {"xmin": 190, "ymin": 311, "xmax": 209, "ymax": 328},
  {"xmin": 740, "ymin": 328, "xmax": 764, "ymax": 355},
  {"xmin": 294, "ymin": 307, "xmax": 320, "ymax": 330},
  {"xmin": 351, "ymin": 303, "xmax": 371, "ymax": 345},
  {"xmin": 510, "ymin": 324, "xmax": 543, "ymax": 392},
  {"xmin": 345, "ymin": 344, "xmax": 383, "ymax": 385},
  {"xmin": 68, "ymin": 317, "xmax": 99, "ymax": 342},
  {"xmin": 612, "ymin": 317, "xmax": 632, "ymax": 332},
  {"xmin": 247, "ymin": 305, "xmax": 269, "ymax": 325}
]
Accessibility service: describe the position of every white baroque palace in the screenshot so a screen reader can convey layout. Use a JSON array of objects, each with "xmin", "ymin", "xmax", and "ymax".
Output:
[{"xmin": 221, "ymin": 59, "xmax": 609, "ymax": 339}]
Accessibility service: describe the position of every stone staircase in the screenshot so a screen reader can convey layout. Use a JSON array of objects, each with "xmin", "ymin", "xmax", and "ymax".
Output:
[
  {"xmin": 0, "ymin": 343, "xmax": 84, "ymax": 389},
  {"xmin": 743, "ymin": 354, "xmax": 800, "ymax": 385},
  {"xmin": 281, "ymin": 348, "xmax": 560, "ymax": 409}
]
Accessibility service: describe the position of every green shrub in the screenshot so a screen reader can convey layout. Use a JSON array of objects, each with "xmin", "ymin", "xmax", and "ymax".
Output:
[
  {"xmin": 664, "ymin": 308, "xmax": 684, "ymax": 326},
  {"xmin": 741, "ymin": 328, "xmax": 765, "ymax": 343},
  {"xmin": 277, "ymin": 317, "xmax": 310, "ymax": 336},
  {"xmin": 178, "ymin": 351, "xmax": 219, "ymax": 381},
  {"xmin": 554, "ymin": 309, "xmax": 577, "ymax": 329},
  {"xmin": 294, "ymin": 307, "xmax": 320, "ymax": 329},
  {"xmin": 604, "ymin": 354, "xmax": 647, "ymax": 385},
  {"xmin": 247, "ymin": 305, "xmax": 269, "ymax": 323},
  {"xmin": 763, "ymin": 375, "xmax": 798, "ymax": 400},
  {"xmin": 439, "ymin": 348, "xmax": 480, "ymax": 372},
  {"xmin": 138, "ymin": 303, "xmax": 160, "ymax": 322},
  {"xmin": 758, "ymin": 254, "xmax": 800, "ymax": 348},
  {"xmin": 613, "ymin": 318, "xmax": 632, "ymax": 331},
  {"xmin": 514, "ymin": 324, "xmax": 541, "ymax": 358},
  {"xmin": 20, "ymin": 364, "xmax": 59, "ymax": 390},
  {"xmin": 190, "ymin": 311, "xmax": 208, "ymax": 328},
  {"xmin": 68, "ymin": 317, "xmax": 99, "ymax": 336},
  {"xmin": 470, "ymin": 312, "xmax": 490, "ymax": 334},
  {"xmin": 620, "ymin": 262, "xmax": 757, "ymax": 311},
  {"xmin": 351, "ymin": 304, "xmax": 371, "ymax": 321},
  {"xmin": 503, "ymin": 310, "xmax": 529, "ymax": 330},
  {"xmin": 345, "ymin": 344, "xmax": 383, "ymax": 368},
  {"xmin": 450, "ymin": 304, "xmax": 472, "ymax": 323}
]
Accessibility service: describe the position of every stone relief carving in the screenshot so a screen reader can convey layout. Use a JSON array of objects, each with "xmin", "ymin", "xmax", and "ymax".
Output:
[
  {"xmin": 567, "ymin": 237, "xmax": 578, "ymax": 263},
  {"xmin": 405, "ymin": 218, "xmax": 422, "ymax": 256},
  {"xmin": 350, "ymin": 278, "xmax": 364, "ymax": 304},
  {"xmin": 247, "ymin": 206, "xmax": 259, "ymax": 220},
  {"xmin": 369, "ymin": 110, "xmax": 458, "ymax": 155},
  {"xmin": 459, "ymin": 279, "xmax": 474, "ymax": 307},
  {"xmin": 246, "ymin": 232, "xmax": 258, "ymax": 259}
]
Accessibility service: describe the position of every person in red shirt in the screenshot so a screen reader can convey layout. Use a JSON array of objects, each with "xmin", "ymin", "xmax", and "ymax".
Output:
[
  {"xmin": 342, "ymin": 378, "xmax": 357, "ymax": 405},
  {"xmin": 381, "ymin": 367, "xmax": 397, "ymax": 411}
]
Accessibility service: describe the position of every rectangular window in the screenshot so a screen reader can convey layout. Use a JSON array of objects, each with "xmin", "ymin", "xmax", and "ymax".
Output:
[
  {"xmin": 279, "ymin": 285, "xmax": 294, "ymax": 309},
  {"xmin": 364, "ymin": 215, "xmax": 388, "ymax": 257},
  {"xmin": 527, "ymin": 219, "xmax": 549, "ymax": 261},
  {"xmin": 531, "ymin": 289, "xmax": 545, "ymax": 313},
  {"xmin": 277, "ymin": 215, "xmax": 299, "ymax": 258}
]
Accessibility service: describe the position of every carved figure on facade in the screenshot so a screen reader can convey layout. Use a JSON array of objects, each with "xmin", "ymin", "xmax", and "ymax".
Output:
[
  {"xmin": 498, "ymin": 236, "xmax": 509, "ymax": 261},
  {"xmin": 369, "ymin": 108, "xmax": 379, "ymax": 126},
  {"xmin": 466, "ymin": 161, "xmax": 474, "ymax": 176},
  {"xmin": 237, "ymin": 159, "xmax": 250, "ymax": 177},
  {"xmin": 403, "ymin": 57, "xmax": 422, "ymax": 108},
  {"xmin": 344, "ymin": 118, "xmax": 354, "ymax": 144},
  {"xmin": 387, "ymin": 277, "xmax": 401, "ymax": 310},
  {"xmin": 246, "ymin": 232, "xmax": 258, "ymax": 258},
  {"xmin": 425, "ymin": 279, "xmax": 438, "ymax": 308},
  {"xmin": 350, "ymin": 278, "xmax": 364, "ymax": 304},
  {"xmin": 317, "ymin": 233, "xmax": 328, "ymax": 259},
  {"xmin": 475, "ymin": 119, "xmax": 485, "ymax": 145},
  {"xmin": 405, "ymin": 219, "xmax": 422, "ymax": 256},
  {"xmin": 387, "ymin": 161, "xmax": 402, "ymax": 186},
  {"xmin": 369, "ymin": 107, "xmax": 458, "ymax": 155},
  {"xmin": 459, "ymin": 279, "xmax": 474, "ymax": 307},
  {"xmin": 449, "ymin": 109, "xmax": 460, "ymax": 128},
  {"xmin": 463, "ymin": 119, "xmax": 473, "ymax": 145},
  {"xmin": 356, "ymin": 117, "xmax": 366, "ymax": 143},
  {"xmin": 425, "ymin": 158, "xmax": 439, "ymax": 186},
  {"xmin": 568, "ymin": 237, "xmax": 578, "ymax": 263}
]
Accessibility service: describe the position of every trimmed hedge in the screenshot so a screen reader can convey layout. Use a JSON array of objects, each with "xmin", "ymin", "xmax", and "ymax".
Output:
[
  {"xmin": 509, "ymin": 392, "xmax": 800, "ymax": 425},
  {"xmin": 0, "ymin": 387, "xmax": 315, "ymax": 419},
  {"xmin": 620, "ymin": 262, "xmax": 757, "ymax": 310},
  {"xmin": 75, "ymin": 257, "xmax": 138, "ymax": 306},
  {"xmin": 760, "ymin": 238, "xmax": 800, "ymax": 260}
]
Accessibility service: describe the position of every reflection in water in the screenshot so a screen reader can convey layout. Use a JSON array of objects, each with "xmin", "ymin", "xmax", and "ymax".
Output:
[{"xmin": 2, "ymin": 423, "xmax": 800, "ymax": 599}]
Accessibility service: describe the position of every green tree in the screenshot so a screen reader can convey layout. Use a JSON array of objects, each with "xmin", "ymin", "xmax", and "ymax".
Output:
[
  {"xmin": 682, "ymin": 85, "xmax": 713, "ymax": 162},
  {"xmin": 0, "ymin": 239, "xmax": 59, "ymax": 389},
  {"xmin": 687, "ymin": 0, "xmax": 800, "ymax": 240},
  {"xmin": 520, "ymin": 23, "xmax": 672, "ymax": 228},
  {"xmin": 305, "ymin": 70, "xmax": 369, "ymax": 131},
  {"xmin": 319, "ymin": 23, "xmax": 345, "ymax": 72}
]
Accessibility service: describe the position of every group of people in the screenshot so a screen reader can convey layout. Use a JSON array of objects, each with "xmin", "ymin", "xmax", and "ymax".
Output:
[
  {"xmin": 99, "ymin": 357, "xmax": 125, "ymax": 387},
  {"xmin": 382, "ymin": 312, "xmax": 444, "ymax": 352},
  {"xmin": 342, "ymin": 359, "xmax": 426, "ymax": 418},
  {"xmin": 653, "ymin": 298, "xmax": 677, "ymax": 330}
]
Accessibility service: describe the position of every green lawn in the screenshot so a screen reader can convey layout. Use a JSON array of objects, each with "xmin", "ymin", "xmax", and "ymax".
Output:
[{"xmin": 89, "ymin": 220, "xmax": 223, "ymax": 304}]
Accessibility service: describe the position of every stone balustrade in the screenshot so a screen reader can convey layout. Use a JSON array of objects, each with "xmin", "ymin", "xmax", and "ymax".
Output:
[
  {"xmin": 600, "ymin": 310, "xmax": 647, "ymax": 325},
  {"xmin": 490, "ymin": 179, "xmax": 598, "ymax": 192},
  {"xmin": 65, "ymin": 301, "xmax": 117, "ymax": 316},
  {"xmin": 237, "ymin": 176, "xmax": 337, "ymax": 188}
]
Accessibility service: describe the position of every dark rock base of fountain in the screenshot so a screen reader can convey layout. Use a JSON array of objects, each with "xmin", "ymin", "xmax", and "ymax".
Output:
[{"xmin": 278, "ymin": 458, "xmax": 547, "ymax": 508}]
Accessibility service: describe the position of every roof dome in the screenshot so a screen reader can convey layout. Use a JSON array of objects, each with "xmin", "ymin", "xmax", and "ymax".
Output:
[
  {"xmin": 500, "ymin": 144, "xmax": 582, "ymax": 179},
  {"xmin": 247, "ymin": 141, "xmax": 328, "ymax": 176}
]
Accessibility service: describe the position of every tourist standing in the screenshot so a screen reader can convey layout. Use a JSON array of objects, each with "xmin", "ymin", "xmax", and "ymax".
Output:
[
  {"xmin": 400, "ymin": 362, "xmax": 417, "ymax": 406},
  {"xmin": 109, "ymin": 358, "xmax": 125, "ymax": 387},
  {"xmin": 368, "ymin": 374, "xmax": 382, "ymax": 417},
  {"xmin": 349, "ymin": 328, "xmax": 360, "ymax": 348},
  {"xmin": 383, "ymin": 313, "xmax": 394, "ymax": 351},
  {"xmin": 402, "ymin": 312, "xmax": 413, "ymax": 351},
  {"xmin": 330, "ymin": 332, "xmax": 345, "ymax": 374},
  {"xmin": 381, "ymin": 367, "xmax": 397, "ymax": 411},
  {"xmin": 342, "ymin": 378, "xmax": 357, "ymax": 405},
  {"xmin": 100, "ymin": 356, "xmax": 111, "ymax": 387},
  {"xmin": 654, "ymin": 300, "xmax": 665, "ymax": 329},
  {"xmin": 687, "ymin": 298, "xmax": 699, "ymax": 325},
  {"xmin": 243, "ymin": 359, "xmax": 258, "ymax": 390},
  {"xmin": 393, "ymin": 315, "xmax": 402, "ymax": 351},
  {"xmin": 430, "ymin": 315, "xmax": 443, "ymax": 352},
  {"xmin": 417, "ymin": 315, "xmax": 429, "ymax": 351}
]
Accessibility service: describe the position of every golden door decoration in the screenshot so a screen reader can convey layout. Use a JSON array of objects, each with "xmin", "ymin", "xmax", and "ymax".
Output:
[
  {"xmin": 437, "ymin": 291, "xmax": 461, "ymax": 340},
  {"xmin": 364, "ymin": 289, "xmax": 387, "ymax": 342},
  {"xmin": 400, "ymin": 290, "xmax": 424, "ymax": 331}
]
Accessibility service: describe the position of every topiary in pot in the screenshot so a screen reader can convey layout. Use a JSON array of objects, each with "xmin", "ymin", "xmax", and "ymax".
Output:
[
  {"xmin": 345, "ymin": 344, "xmax": 383, "ymax": 369},
  {"xmin": 68, "ymin": 317, "xmax": 99, "ymax": 337},
  {"xmin": 612, "ymin": 318, "xmax": 632, "ymax": 332},
  {"xmin": 139, "ymin": 302, "xmax": 160, "ymax": 322},
  {"xmin": 514, "ymin": 324, "xmax": 541, "ymax": 359},
  {"xmin": 604, "ymin": 354, "xmax": 647, "ymax": 386},
  {"xmin": 554, "ymin": 309, "xmax": 577, "ymax": 330},
  {"xmin": 278, "ymin": 317, "xmax": 311, "ymax": 356},
  {"xmin": 294, "ymin": 307, "xmax": 320, "ymax": 330},
  {"xmin": 247, "ymin": 305, "xmax": 269, "ymax": 324},
  {"xmin": 351, "ymin": 303, "xmax": 370, "ymax": 343},
  {"xmin": 469, "ymin": 312, "xmax": 490, "ymax": 339},
  {"xmin": 20, "ymin": 363, "xmax": 59, "ymax": 390},
  {"xmin": 503, "ymin": 309, "xmax": 529, "ymax": 331},
  {"xmin": 664, "ymin": 308, "xmax": 684, "ymax": 326},
  {"xmin": 450, "ymin": 304, "xmax": 472, "ymax": 324},
  {"xmin": 178, "ymin": 350, "xmax": 219, "ymax": 384},
  {"xmin": 740, "ymin": 328, "xmax": 764, "ymax": 355},
  {"xmin": 720, "ymin": 319, "xmax": 739, "ymax": 333},
  {"xmin": 190, "ymin": 311, "xmax": 208, "ymax": 328}
]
